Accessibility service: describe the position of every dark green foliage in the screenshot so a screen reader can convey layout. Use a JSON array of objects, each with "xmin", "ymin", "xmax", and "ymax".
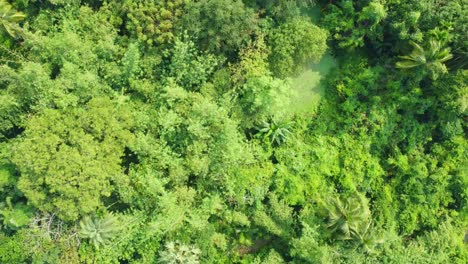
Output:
[
  {"xmin": 249, "ymin": 0, "xmax": 316, "ymax": 22},
  {"xmin": 0, "ymin": 201, "xmax": 33, "ymax": 231},
  {"xmin": 105, "ymin": 0, "xmax": 188, "ymax": 46},
  {"xmin": 321, "ymin": 0, "xmax": 386, "ymax": 50},
  {"xmin": 181, "ymin": 0, "xmax": 258, "ymax": 53}
]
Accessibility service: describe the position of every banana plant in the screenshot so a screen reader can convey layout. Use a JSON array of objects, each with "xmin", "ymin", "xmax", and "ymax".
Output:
[
  {"xmin": 256, "ymin": 119, "xmax": 293, "ymax": 146},
  {"xmin": 0, "ymin": 0, "xmax": 26, "ymax": 38}
]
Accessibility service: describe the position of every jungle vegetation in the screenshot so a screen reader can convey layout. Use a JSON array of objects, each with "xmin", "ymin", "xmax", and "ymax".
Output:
[{"xmin": 0, "ymin": 0, "xmax": 467, "ymax": 263}]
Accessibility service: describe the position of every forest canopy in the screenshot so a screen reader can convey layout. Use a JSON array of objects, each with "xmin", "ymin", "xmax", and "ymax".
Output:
[{"xmin": 0, "ymin": 0, "xmax": 467, "ymax": 263}]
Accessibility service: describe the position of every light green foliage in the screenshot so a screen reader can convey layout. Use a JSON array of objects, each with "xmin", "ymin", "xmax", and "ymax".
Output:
[
  {"xmin": 78, "ymin": 210, "xmax": 155, "ymax": 263},
  {"xmin": 148, "ymin": 187, "xmax": 197, "ymax": 238},
  {"xmin": 253, "ymin": 194, "xmax": 294, "ymax": 237},
  {"xmin": 0, "ymin": 0, "xmax": 25, "ymax": 38},
  {"xmin": 229, "ymin": 35, "xmax": 293, "ymax": 125},
  {"xmin": 1, "ymin": 61, "xmax": 110, "ymax": 113},
  {"xmin": 290, "ymin": 223, "xmax": 334, "ymax": 263},
  {"xmin": 387, "ymin": 139, "xmax": 467, "ymax": 235},
  {"xmin": 79, "ymin": 214, "xmax": 119, "ymax": 249},
  {"xmin": 158, "ymin": 241, "xmax": 201, "ymax": 264},
  {"xmin": 224, "ymin": 151, "xmax": 274, "ymax": 206},
  {"xmin": 257, "ymin": 249, "xmax": 285, "ymax": 264},
  {"xmin": 272, "ymin": 123, "xmax": 327, "ymax": 204},
  {"xmin": 239, "ymin": 75, "xmax": 294, "ymax": 124},
  {"xmin": 27, "ymin": 6, "xmax": 120, "ymax": 72},
  {"xmin": 309, "ymin": 135, "xmax": 384, "ymax": 193},
  {"xmin": 167, "ymin": 37, "xmax": 219, "ymax": 90},
  {"xmin": 385, "ymin": 0, "xmax": 424, "ymax": 43},
  {"xmin": 358, "ymin": 1, "xmax": 386, "ymax": 29},
  {"xmin": 432, "ymin": 70, "xmax": 468, "ymax": 125},
  {"xmin": 0, "ymin": 159, "xmax": 14, "ymax": 193},
  {"xmin": 11, "ymin": 98, "xmax": 133, "ymax": 220},
  {"xmin": 120, "ymin": 42, "xmax": 141, "ymax": 87},
  {"xmin": 0, "ymin": 5, "xmax": 121, "ymax": 123},
  {"xmin": 0, "ymin": 232, "xmax": 28, "ymax": 263},
  {"xmin": 35, "ymin": 0, "xmax": 81, "ymax": 5},
  {"xmin": 231, "ymin": 34, "xmax": 270, "ymax": 83},
  {"xmin": 378, "ymin": 221, "xmax": 467, "ymax": 263},
  {"xmin": 142, "ymin": 81, "xmax": 250, "ymax": 189},
  {"xmin": 414, "ymin": 221, "xmax": 468, "ymax": 263},
  {"xmin": 290, "ymin": 69, "xmax": 323, "ymax": 114},
  {"xmin": 0, "ymin": 93, "xmax": 21, "ymax": 139},
  {"xmin": 268, "ymin": 17, "xmax": 327, "ymax": 77},
  {"xmin": 332, "ymin": 57, "xmax": 381, "ymax": 98},
  {"xmin": 396, "ymin": 39, "xmax": 453, "ymax": 79}
]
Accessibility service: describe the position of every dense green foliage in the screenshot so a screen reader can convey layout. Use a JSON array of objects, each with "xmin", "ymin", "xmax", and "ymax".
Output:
[{"xmin": 0, "ymin": 0, "xmax": 466, "ymax": 263}]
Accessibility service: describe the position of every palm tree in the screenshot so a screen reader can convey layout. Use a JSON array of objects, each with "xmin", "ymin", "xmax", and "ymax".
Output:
[
  {"xmin": 323, "ymin": 193, "xmax": 384, "ymax": 252},
  {"xmin": 351, "ymin": 219, "xmax": 384, "ymax": 253},
  {"xmin": 79, "ymin": 213, "xmax": 119, "ymax": 249},
  {"xmin": 0, "ymin": 0, "xmax": 25, "ymax": 38},
  {"xmin": 324, "ymin": 194, "xmax": 370, "ymax": 240},
  {"xmin": 396, "ymin": 39, "xmax": 453, "ymax": 79}
]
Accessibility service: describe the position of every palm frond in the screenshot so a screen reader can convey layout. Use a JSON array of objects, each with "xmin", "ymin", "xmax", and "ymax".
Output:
[
  {"xmin": 0, "ymin": 0, "xmax": 25, "ymax": 38},
  {"xmin": 396, "ymin": 38, "xmax": 453, "ymax": 79}
]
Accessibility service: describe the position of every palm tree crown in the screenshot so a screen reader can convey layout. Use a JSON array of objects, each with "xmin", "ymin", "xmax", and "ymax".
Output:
[
  {"xmin": 323, "ymin": 193, "xmax": 384, "ymax": 252},
  {"xmin": 79, "ymin": 214, "xmax": 119, "ymax": 249},
  {"xmin": 396, "ymin": 39, "xmax": 453, "ymax": 79}
]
